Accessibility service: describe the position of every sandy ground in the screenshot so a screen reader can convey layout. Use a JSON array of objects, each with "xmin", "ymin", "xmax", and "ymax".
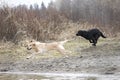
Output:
[{"xmin": 0, "ymin": 38, "xmax": 120, "ymax": 75}]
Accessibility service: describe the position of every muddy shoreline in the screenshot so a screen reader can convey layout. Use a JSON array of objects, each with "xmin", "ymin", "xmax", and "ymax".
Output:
[{"xmin": 0, "ymin": 39, "xmax": 120, "ymax": 75}]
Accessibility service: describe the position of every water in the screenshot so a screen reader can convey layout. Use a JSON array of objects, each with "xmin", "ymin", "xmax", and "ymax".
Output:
[{"xmin": 0, "ymin": 72, "xmax": 120, "ymax": 80}]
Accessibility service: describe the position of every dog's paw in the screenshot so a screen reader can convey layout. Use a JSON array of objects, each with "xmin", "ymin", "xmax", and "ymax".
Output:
[
  {"xmin": 26, "ymin": 57, "xmax": 30, "ymax": 59},
  {"xmin": 92, "ymin": 44, "xmax": 96, "ymax": 46},
  {"xmin": 26, "ymin": 58, "xmax": 29, "ymax": 59}
]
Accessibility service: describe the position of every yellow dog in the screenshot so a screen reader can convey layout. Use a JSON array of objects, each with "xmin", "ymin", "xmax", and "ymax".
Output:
[{"xmin": 26, "ymin": 39, "xmax": 71, "ymax": 59}]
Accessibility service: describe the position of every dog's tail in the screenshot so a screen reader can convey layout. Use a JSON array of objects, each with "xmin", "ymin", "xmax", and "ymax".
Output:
[
  {"xmin": 100, "ymin": 32, "xmax": 106, "ymax": 38},
  {"xmin": 59, "ymin": 39, "xmax": 69, "ymax": 45},
  {"xmin": 59, "ymin": 38, "xmax": 75, "ymax": 45}
]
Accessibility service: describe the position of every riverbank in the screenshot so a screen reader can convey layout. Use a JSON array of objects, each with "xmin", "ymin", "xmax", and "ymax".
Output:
[{"xmin": 0, "ymin": 38, "xmax": 120, "ymax": 75}]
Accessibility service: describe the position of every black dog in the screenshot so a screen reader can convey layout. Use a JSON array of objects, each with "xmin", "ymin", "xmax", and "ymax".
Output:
[{"xmin": 76, "ymin": 28, "xmax": 106, "ymax": 46}]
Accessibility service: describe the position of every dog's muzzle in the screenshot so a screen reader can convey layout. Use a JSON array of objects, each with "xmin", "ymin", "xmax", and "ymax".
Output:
[
  {"xmin": 76, "ymin": 33, "xmax": 79, "ymax": 36},
  {"xmin": 27, "ymin": 47, "xmax": 32, "ymax": 50}
]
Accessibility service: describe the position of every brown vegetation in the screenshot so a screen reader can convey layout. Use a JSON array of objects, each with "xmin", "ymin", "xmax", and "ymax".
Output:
[{"xmin": 0, "ymin": 0, "xmax": 120, "ymax": 44}]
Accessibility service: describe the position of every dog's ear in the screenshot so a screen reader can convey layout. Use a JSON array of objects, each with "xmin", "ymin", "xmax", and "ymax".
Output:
[
  {"xmin": 30, "ymin": 40, "xmax": 33, "ymax": 42},
  {"xmin": 32, "ymin": 43, "xmax": 36, "ymax": 46},
  {"xmin": 30, "ymin": 39, "xmax": 35, "ymax": 42}
]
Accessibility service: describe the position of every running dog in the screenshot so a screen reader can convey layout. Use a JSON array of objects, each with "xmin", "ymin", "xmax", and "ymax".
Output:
[
  {"xmin": 26, "ymin": 39, "xmax": 70, "ymax": 59},
  {"xmin": 76, "ymin": 28, "xmax": 106, "ymax": 46}
]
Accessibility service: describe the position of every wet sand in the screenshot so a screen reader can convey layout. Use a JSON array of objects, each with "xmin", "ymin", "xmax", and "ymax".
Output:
[{"xmin": 0, "ymin": 38, "xmax": 120, "ymax": 79}]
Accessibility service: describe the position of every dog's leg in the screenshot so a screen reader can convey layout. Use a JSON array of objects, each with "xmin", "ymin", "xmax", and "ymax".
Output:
[
  {"xmin": 89, "ymin": 40, "xmax": 93, "ymax": 43},
  {"xmin": 92, "ymin": 39, "xmax": 97, "ymax": 46},
  {"xmin": 26, "ymin": 53, "xmax": 35, "ymax": 59},
  {"xmin": 27, "ymin": 52, "xmax": 44, "ymax": 59},
  {"xmin": 56, "ymin": 45, "xmax": 69, "ymax": 57}
]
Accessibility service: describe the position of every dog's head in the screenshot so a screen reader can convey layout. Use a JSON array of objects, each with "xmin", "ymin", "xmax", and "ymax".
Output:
[
  {"xmin": 25, "ymin": 40, "xmax": 36, "ymax": 50},
  {"xmin": 76, "ymin": 30, "xmax": 83, "ymax": 36},
  {"xmin": 27, "ymin": 43, "xmax": 36, "ymax": 50}
]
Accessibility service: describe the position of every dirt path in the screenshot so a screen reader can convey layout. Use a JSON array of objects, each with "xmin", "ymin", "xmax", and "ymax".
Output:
[{"xmin": 0, "ymin": 38, "xmax": 120, "ymax": 75}]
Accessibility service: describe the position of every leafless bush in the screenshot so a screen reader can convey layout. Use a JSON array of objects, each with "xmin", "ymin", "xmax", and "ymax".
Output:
[{"xmin": 0, "ymin": 1, "xmax": 120, "ymax": 44}]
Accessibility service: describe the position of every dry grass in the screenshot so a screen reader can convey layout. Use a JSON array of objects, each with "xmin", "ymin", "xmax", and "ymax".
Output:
[
  {"xmin": 0, "ymin": 6, "xmax": 119, "ymax": 44},
  {"xmin": 1, "ymin": 37, "xmax": 118, "ymax": 61}
]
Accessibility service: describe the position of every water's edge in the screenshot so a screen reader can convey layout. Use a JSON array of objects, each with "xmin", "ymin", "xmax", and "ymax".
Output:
[{"xmin": 0, "ymin": 72, "xmax": 119, "ymax": 77}]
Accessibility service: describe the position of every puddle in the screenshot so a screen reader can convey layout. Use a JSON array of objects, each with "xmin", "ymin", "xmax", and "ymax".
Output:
[{"xmin": 0, "ymin": 72, "xmax": 120, "ymax": 80}]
